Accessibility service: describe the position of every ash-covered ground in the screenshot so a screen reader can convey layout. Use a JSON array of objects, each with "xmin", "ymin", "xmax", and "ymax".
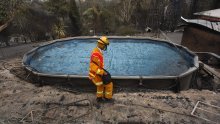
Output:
[
  {"xmin": 0, "ymin": 34, "xmax": 220, "ymax": 123},
  {"xmin": 0, "ymin": 58, "xmax": 220, "ymax": 124}
]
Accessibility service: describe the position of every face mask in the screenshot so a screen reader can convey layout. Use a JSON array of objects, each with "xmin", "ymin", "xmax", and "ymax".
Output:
[{"xmin": 103, "ymin": 45, "xmax": 107, "ymax": 51}]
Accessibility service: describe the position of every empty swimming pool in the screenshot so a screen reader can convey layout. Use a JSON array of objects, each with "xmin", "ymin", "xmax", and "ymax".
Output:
[{"xmin": 23, "ymin": 37, "xmax": 199, "ymax": 91}]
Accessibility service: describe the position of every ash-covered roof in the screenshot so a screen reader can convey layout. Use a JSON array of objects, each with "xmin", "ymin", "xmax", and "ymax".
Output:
[
  {"xmin": 181, "ymin": 16, "xmax": 220, "ymax": 33},
  {"xmin": 194, "ymin": 9, "xmax": 220, "ymax": 21}
]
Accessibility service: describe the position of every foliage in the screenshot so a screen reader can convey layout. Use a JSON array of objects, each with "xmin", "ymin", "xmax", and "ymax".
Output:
[
  {"xmin": 45, "ymin": 0, "xmax": 81, "ymax": 36},
  {"xmin": 53, "ymin": 21, "xmax": 66, "ymax": 38},
  {"xmin": 11, "ymin": 1, "xmax": 57, "ymax": 41},
  {"xmin": 130, "ymin": 0, "xmax": 148, "ymax": 30},
  {"xmin": 82, "ymin": 5, "xmax": 102, "ymax": 34},
  {"xmin": 100, "ymin": 9, "xmax": 118, "ymax": 34},
  {"xmin": 68, "ymin": 0, "xmax": 81, "ymax": 36},
  {"xmin": 0, "ymin": 0, "xmax": 23, "ymax": 24},
  {"xmin": 0, "ymin": 1, "xmax": 9, "ymax": 24},
  {"xmin": 1, "ymin": 0, "xmax": 220, "ymax": 47},
  {"xmin": 82, "ymin": 3, "xmax": 120, "ymax": 35},
  {"xmin": 0, "ymin": 0, "xmax": 24, "ymax": 46},
  {"xmin": 45, "ymin": 0, "xmax": 69, "ymax": 19}
]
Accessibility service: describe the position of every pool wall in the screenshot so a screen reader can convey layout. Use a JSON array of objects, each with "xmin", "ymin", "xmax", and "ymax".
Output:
[{"xmin": 23, "ymin": 36, "xmax": 199, "ymax": 92}]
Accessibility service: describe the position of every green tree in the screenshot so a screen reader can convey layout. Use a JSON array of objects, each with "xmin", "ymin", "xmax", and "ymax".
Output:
[
  {"xmin": 53, "ymin": 21, "xmax": 65, "ymax": 38},
  {"xmin": 100, "ymin": 8, "xmax": 119, "ymax": 35},
  {"xmin": 82, "ymin": 5, "xmax": 112, "ymax": 34},
  {"xmin": 131, "ymin": 0, "xmax": 148, "ymax": 31},
  {"xmin": 12, "ymin": 1, "xmax": 57, "ymax": 41},
  {"xmin": 69, "ymin": 0, "xmax": 81, "ymax": 36},
  {"xmin": 0, "ymin": 0, "xmax": 25, "ymax": 46},
  {"xmin": 0, "ymin": 1, "xmax": 10, "ymax": 24},
  {"xmin": 82, "ymin": 5, "xmax": 102, "ymax": 34},
  {"xmin": 45, "ymin": 0, "xmax": 68, "ymax": 19},
  {"xmin": 0, "ymin": 0, "xmax": 23, "ymax": 24},
  {"xmin": 46, "ymin": 0, "xmax": 81, "ymax": 36}
]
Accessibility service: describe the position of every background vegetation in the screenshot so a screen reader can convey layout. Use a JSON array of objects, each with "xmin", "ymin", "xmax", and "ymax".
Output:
[{"xmin": 0, "ymin": 0, "xmax": 220, "ymax": 46}]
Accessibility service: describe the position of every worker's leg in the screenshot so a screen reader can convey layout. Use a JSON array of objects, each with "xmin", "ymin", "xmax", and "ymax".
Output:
[
  {"xmin": 104, "ymin": 82, "xmax": 113, "ymax": 99},
  {"xmin": 97, "ymin": 85, "xmax": 104, "ymax": 98},
  {"xmin": 91, "ymin": 76, "xmax": 104, "ymax": 98}
]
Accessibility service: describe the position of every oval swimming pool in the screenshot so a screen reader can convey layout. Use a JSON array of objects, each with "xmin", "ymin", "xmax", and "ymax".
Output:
[{"xmin": 23, "ymin": 37, "xmax": 199, "ymax": 91}]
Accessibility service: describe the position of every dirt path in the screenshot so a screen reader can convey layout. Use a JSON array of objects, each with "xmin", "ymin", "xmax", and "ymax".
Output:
[
  {"xmin": 0, "ymin": 58, "xmax": 219, "ymax": 123},
  {"xmin": 0, "ymin": 42, "xmax": 45, "ymax": 60}
]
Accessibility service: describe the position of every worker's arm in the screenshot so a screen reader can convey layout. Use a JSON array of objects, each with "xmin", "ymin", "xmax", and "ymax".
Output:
[{"xmin": 90, "ymin": 55, "xmax": 105, "ymax": 76}]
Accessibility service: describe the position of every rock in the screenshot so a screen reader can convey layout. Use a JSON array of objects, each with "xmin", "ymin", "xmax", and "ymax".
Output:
[
  {"xmin": 164, "ymin": 100, "xmax": 178, "ymax": 108},
  {"xmin": 59, "ymin": 95, "xmax": 65, "ymax": 102},
  {"xmin": 127, "ymin": 114, "xmax": 137, "ymax": 118}
]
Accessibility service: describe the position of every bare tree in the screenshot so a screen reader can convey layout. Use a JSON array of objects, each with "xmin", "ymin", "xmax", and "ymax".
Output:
[{"xmin": 116, "ymin": 0, "xmax": 136, "ymax": 25}]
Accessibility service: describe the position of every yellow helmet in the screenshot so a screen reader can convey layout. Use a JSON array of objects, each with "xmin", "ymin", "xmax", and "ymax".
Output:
[{"xmin": 97, "ymin": 36, "xmax": 109, "ymax": 46}]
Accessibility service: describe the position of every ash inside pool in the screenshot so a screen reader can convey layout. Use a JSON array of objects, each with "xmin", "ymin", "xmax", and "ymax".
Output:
[{"xmin": 29, "ymin": 39, "xmax": 193, "ymax": 76}]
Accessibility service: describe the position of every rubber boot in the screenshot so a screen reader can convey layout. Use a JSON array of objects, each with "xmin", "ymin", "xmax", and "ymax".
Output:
[
  {"xmin": 104, "ymin": 98, "xmax": 114, "ymax": 103},
  {"xmin": 96, "ymin": 97, "xmax": 104, "ymax": 103}
]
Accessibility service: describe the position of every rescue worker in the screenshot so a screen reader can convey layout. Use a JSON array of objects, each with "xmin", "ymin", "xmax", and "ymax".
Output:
[{"xmin": 89, "ymin": 36, "xmax": 113, "ymax": 102}]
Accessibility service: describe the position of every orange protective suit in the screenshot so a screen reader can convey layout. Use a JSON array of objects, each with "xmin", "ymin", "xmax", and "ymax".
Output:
[{"xmin": 89, "ymin": 47, "xmax": 113, "ymax": 99}]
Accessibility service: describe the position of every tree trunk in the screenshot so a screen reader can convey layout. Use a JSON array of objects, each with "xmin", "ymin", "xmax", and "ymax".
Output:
[{"xmin": 190, "ymin": 0, "xmax": 198, "ymax": 17}]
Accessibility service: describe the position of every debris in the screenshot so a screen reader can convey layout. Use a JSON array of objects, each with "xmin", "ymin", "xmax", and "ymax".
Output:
[
  {"xmin": 191, "ymin": 101, "xmax": 220, "ymax": 124},
  {"xmin": 1, "ymin": 58, "xmax": 220, "ymax": 123},
  {"xmin": 20, "ymin": 110, "xmax": 35, "ymax": 123},
  {"xmin": 59, "ymin": 95, "xmax": 65, "ymax": 102},
  {"xmin": 127, "ymin": 114, "xmax": 138, "ymax": 118}
]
